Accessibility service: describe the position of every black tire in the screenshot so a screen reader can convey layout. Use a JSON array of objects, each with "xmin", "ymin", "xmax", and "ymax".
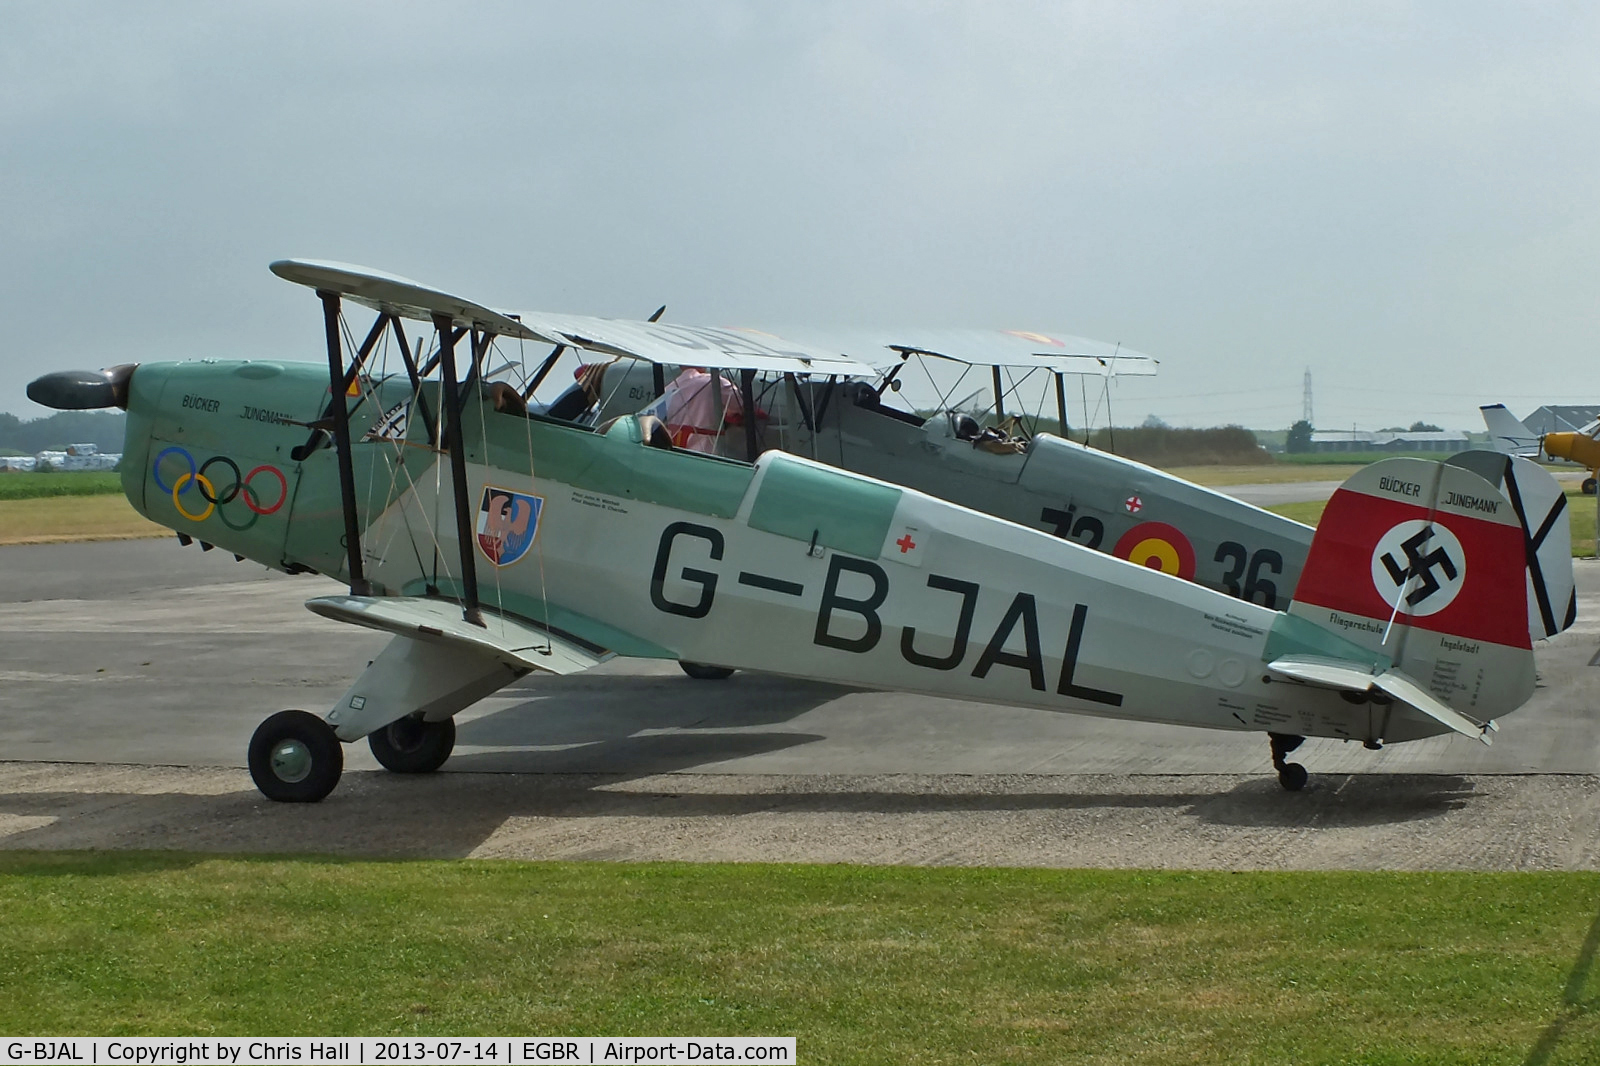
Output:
[
  {"xmin": 1583, "ymin": 478, "xmax": 1596, "ymax": 496},
  {"xmin": 368, "ymin": 716, "xmax": 456, "ymax": 774},
  {"xmin": 248, "ymin": 710, "xmax": 344, "ymax": 803},
  {"xmin": 1277, "ymin": 762, "xmax": 1309, "ymax": 792},
  {"xmin": 679, "ymin": 661, "xmax": 735, "ymax": 681}
]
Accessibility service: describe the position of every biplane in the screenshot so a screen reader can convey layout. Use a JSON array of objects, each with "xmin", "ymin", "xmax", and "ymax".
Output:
[
  {"xmin": 521, "ymin": 318, "xmax": 1576, "ymax": 649},
  {"xmin": 537, "ymin": 325, "xmax": 1331, "ymax": 612},
  {"xmin": 27, "ymin": 261, "xmax": 1564, "ymax": 801}
]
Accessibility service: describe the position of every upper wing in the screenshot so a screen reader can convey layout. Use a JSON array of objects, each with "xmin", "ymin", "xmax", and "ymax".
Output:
[
  {"xmin": 306, "ymin": 594, "xmax": 613, "ymax": 676},
  {"xmin": 879, "ymin": 328, "xmax": 1159, "ymax": 376},
  {"xmin": 763, "ymin": 326, "xmax": 1160, "ymax": 376},
  {"xmin": 271, "ymin": 259, "xmax": 877, "ymax": 377},
  {"xmin": 271, "ymin": 259, "xmax": 548, "ymax": 341},
  {"xmin": 271, "ymin": 259, "xmax": 1152, "ymax": 378},
  {"xmin": 514, "ymin": 313, "xmax": 877, "ymax": 376}
]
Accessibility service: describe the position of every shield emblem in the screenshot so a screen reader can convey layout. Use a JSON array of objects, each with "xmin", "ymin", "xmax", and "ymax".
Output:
[{"xmin": 476, "ymin": 485, "xmax": 543, "ymax": 567}]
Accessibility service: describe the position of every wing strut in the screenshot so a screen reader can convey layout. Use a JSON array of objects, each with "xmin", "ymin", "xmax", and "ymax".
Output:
[
  {"xmin": 1054, "ymin": 372, "xmax": 1069, "ymax": 436},
  {"xmin": 317, "ymin": 290, "xmax": 372, "ymax": 596},
  {"xmin": 390, "ymin": 324, "xmax": 436, "ymax": 448},
  {"xmin": 433, "ymin": 312, "xmax": 485, "ymax": 627},
  {"xmin": 739, "ymin": 368, "xmax": 759, "ymax": 461}
]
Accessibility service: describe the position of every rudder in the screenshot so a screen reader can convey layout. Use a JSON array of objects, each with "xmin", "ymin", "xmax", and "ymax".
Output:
[{"xmin": 1288, "ymin": 457, "xmax": 1535, "ymax": 726}]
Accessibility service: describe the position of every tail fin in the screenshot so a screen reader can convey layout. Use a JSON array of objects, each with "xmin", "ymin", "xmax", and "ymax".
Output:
[
  {"xmin": 1446, "ymin": 450, "xmax": 1576, "ymax": 638},
  {"xmin": 1479, "ymin": 404, "xmax": 1542, "ymax": 456},
  {"xmin": 1286, "ymin": 457, "xmax": 1536, "ymax": 735}
]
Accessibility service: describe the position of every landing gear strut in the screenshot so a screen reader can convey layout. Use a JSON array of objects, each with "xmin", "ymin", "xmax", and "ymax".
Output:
[{"xmin": 1269, "ymin": 733, "xmax": 1309, "ymax": 791}]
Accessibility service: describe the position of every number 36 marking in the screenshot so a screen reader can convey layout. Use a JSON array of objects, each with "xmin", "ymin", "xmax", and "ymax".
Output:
[{"xmin": 1214, "ymin": 541, "xmax": 1282, "ymax": 608}]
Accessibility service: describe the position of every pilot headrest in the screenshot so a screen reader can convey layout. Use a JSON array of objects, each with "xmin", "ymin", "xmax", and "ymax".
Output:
[
  {"xmin": 847, "ymin": 381, "xmax": 879, "ymax": 408},
  {"xmin": 952, "ymin": 413, "xmax": 981, "ymax": 440}
]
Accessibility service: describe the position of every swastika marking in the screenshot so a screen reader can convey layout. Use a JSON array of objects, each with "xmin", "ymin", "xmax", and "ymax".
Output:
[{"xmin": 1370, "ymin": 519, "xmax": 1466, "ymax": 617}]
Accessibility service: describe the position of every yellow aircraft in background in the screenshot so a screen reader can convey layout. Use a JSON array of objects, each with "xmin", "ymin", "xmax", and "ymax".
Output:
[{"xmin": 1481, "ymin": 404, "xmax": 1600, "ymax": 494}]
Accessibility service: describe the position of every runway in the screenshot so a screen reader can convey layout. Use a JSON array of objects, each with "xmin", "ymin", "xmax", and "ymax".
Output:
[
  {"xmin": 1219, "ymin": 479, "xmax": 1344, "ymax": 506},
  {"xmin": 1, "ymin": 537, "xmax": 1597, "ymax": 868}
]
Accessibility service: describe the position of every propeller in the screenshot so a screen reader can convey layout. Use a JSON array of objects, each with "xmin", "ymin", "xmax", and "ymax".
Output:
[{"xmin": 26, "ymin": 364, "xmax": 137, "ymax": 410}]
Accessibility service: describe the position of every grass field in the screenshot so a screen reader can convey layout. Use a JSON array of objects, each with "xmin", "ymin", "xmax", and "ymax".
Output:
[
  {"xmin": 0, "ymin": 493, "xmax": 166, "ymax": 544},
  {"xmin": 0, "ymin": 471, "xmax": 122, "ymax": 499},
  {"xmin": 1166, "ymin": 464, "xmax": 1366, "ymax": 487},
  {"xmin": 1273, "ymin": 451, "xmax": 1477, "ymax": 466},
  {"xmin": 0, "ymin": 855, "xmax": 1595, "ymax": 1062}
]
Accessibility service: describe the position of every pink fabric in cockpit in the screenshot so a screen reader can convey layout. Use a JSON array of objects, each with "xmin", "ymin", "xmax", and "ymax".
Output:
[{"xmin": 661, "ymin": 369, "xmax": 745, "ymax": 453}]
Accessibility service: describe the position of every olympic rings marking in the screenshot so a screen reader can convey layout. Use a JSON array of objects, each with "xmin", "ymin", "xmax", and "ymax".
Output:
[
  {"xmin": 152, "ymin": 446, "xmax": 196, "ymax": 496},
  {"xmin": 152, "ymin": 446, "xmax": 287, "ymax": 523},
  {"xmin": 198, "ymin": 455, "xmax": 242, "ymax": 505},
  {"xmin": 172, "ymin": 473, "xmax": 216, "ymax": 522},
  {"xmin": 218, "ymin": 481, "xmax": 268, "ymax": 530},
  {"xmin": 243, "ymin": 465, "xmax": 288, "ymax": 515}
]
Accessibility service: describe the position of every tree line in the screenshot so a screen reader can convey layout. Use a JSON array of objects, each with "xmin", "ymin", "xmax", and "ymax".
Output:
[{"xmin": 0, "ymin": 411, "xmax": 127, "ymax": 455}]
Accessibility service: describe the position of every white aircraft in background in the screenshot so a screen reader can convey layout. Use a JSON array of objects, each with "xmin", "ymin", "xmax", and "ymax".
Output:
[{"xmin": 1482, "ymin": 403, "xmax": 1600, "ymax": 494}]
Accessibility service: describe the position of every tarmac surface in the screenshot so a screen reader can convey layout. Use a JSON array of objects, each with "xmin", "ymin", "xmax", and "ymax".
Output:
[
  {"xmin": 1, "ymin": 537, "xmax": 1597, "ymax": 869},
  {"xmin": 1221, "ymin": 479, "xmax": 1344, "ymax": 506}
]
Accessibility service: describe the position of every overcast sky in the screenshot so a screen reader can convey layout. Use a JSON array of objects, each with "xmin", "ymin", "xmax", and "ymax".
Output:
[{"xmin": 3, "ymin": 1, "xmax": 1596, "ymax": 431}]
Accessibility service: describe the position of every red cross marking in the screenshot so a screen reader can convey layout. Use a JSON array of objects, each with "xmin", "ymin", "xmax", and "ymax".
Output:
[{"xmin": 896, "ymin": 533, "xmax": 917, "ymax": 554}]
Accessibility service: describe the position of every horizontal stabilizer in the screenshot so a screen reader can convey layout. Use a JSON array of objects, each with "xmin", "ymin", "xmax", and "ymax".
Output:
[
  {"xmin": 1268, "ymin": 656, "xmax": 1492, "ymax": 744},
  {"xmin": 1264, "ymin": 655, "xmax": 1377, "ymax": 692},
  {"xmin": 306, "ymin": 594, "xmax": 612, "ymax": 676}
]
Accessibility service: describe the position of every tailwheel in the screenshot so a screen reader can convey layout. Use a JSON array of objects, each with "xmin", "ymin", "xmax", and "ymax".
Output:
[
  {"xmin": 1269, "ymin": 732, "xmax": 1308, "ymax": 792},
  {"xmin": 249, "ymin": 710, "xmax": 343, "ymax": 803},
  {"xmin": 368, "ymin": 715, "xmax": 456, "ymax": 773},
  {"xmin": 679, "ymin": 661, "xmax": 735, "ymax": 681}
]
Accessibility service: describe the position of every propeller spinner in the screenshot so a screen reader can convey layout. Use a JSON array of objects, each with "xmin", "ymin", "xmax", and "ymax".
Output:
[{"xmin": 26, "ymin": 364, "xmax": 137, "ymax": 410}]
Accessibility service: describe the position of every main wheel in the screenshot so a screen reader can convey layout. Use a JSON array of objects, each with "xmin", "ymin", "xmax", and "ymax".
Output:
[
  {"xmin": 1583, "ymin": 477, "xmax": 1597, "ymax": 496},
  {"xmin": 249, "ymin": 710, "xmax": 343, "ymax": 803},
  {"xmin": 679, "ymin": 661, "xmax": 735, "ymax": 681},
  {"xmin": 1277, "ymin": 762, "xmax": 1309, "ymax": 791},
  {"xmin": 368, "ymin": 715, "xmax": 456, "ymax": 774}
]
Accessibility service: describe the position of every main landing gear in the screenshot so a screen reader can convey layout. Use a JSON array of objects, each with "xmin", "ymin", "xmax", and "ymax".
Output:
[
  {"xmin": 368, "ymin": 715, "xmax": 457, "ymax": 773},
  {"xmin": 247, "ymin": 632, "xmax": 518, "ymax": 802},
  {"xmin": 249, "ymin": 710, "xmax": 344, "ymax": 803},
  {"xmin": 248, "ymin": 711, "xmax": 460, "ymax": 802},
  {"xmin": 1269, "ymin": 732, "xmax": 1309, "ymax": 791}
]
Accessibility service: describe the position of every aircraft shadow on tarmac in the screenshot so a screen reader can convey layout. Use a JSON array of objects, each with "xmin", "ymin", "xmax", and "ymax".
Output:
[
  {"xmin": 0, "ymin": 773, "xmax": 1478, "ymax": 861},
  {"xmin": 1193, "ymin": 774, "xmax": 1478, "ymax": 827},
  {"xmin": 447, "ymin": 672, "xmax": 853, "ymax": 776}
]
